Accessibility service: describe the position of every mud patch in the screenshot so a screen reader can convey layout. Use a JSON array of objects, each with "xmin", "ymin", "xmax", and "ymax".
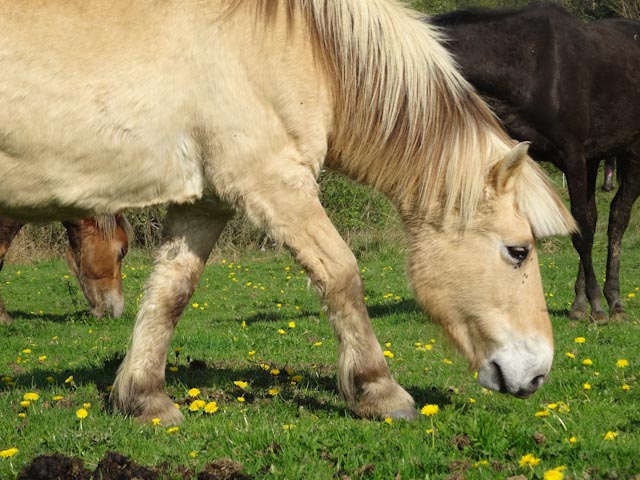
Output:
[{"xmin": 17, "ymin": 451, "xmax": 252, "ymax": 480}]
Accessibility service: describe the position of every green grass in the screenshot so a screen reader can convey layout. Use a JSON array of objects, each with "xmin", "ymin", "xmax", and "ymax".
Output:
[{"xmin": 1, "ymin": 170, "xmax": 639, "ymax": 479}]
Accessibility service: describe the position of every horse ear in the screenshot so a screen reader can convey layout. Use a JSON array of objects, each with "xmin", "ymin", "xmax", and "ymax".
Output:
[{"xmin": 490, "ymin": 142, "xmax": 530, "ymax": 194}]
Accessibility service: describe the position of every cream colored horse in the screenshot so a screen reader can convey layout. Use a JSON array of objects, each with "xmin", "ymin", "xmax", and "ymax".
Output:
[{"xmin": 0, "ymin": 0, "xmax": 575, "ymax": 424}]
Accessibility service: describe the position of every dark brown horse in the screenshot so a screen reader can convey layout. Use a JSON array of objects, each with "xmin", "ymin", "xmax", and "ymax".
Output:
[
  {"xmin": 432, "ymin": 5, "xmax": 640, "ymax": 321},
  {"xmin": 0, "ymin": 214, "xmax": 131, "ymax": 323}
]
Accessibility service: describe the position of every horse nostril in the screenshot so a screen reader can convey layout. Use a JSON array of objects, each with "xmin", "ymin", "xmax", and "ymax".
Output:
[
  {"xmin": 530, "ymin": 374, "xmax": 546, "ymax": 390},
  {"xmin": 491, "ymin": 361, "xmax": 508, "ymax": 394}
]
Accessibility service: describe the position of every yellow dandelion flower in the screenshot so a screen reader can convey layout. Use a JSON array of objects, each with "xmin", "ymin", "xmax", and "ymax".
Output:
[
  {"xmin": 582, "ymin": 359, "xmax": 593, "ymax": 366},
  {"xmin": 290, "ymin": 374, "xmax": 303, "ymax": 383},
  {"xmin": 603, "ymin": 431, "xmax": 618, "ymax": 441},
  {"xmin": 278, "ymin": 328, "xmax": 286, "ymax": 335},
  {"xmin": 313, "ymin": 342, "xmax": 322, "ymax": 347},
  {"xmin": 191, "ymin": 303, "xmax": 199, "ymax": 308},
  {"xmin": 269, "ymin": 388, "xmax": 281, "ymax": 396},
  {"xmin": 248, "ymin": 350, "xmax": 256, "ymax": 357},
  {"xmin": 443, "ymin": 358, "xmax": 453, "ymax": 365},
  {"xmin": 282, "ymin": 424, "xmax": 295, "ymax": 430},
  {"xmin": 469, "ymin": 398, "xmax": 476, "ymax": 404},
  {"xmin": 234, "ymin": 380, "xmax": 248, "ymax": 389},
  {"xmin": 568, "ymin": 436, "xmax": 577, "ymax": 444},
  {"xmin": 53, "ymin": 395, "xmax": 63, "ymax": 401},
  {"xmin": 38, "ymin": 355, "xmax": 47, "ymax": 362},
  {"xmin": 169, "ymin": 366, "xmax": 179, "ymax": 372},
  {"xmin": 64, "ymin": 376, "xmax": 74, "ymax": 384},
  {"xmin": 534, "ymin": 409, "xmax": 550, "ymax": 417},
  {"xmin": 189, "ymin": 399, "xmax": 206, "ymax": 412},
  {"xmin": 190, "ymin": 451, "xmax": 198, "ymax": 458},
  {"xmin": 565, "ymin": 352, "xmax": 575, "ymax": 359},
  {"xmin": 23, "ymin": 392, "xmax": 39, "ymax": 401},
  {"xmin": 622, "ymin": 384, "xmax": 631, "ymax": 391},
  {"xmin": 187, "ymin": 388, "xmax": 201, "ymax": 397},
  {"xmin": 384, "ymin": 417, "xmax": 393, "ymax": 425},
  {"xmin": 76, "ymin": 408, "xmax": 88, "ymax": 419},
  {"xmin": 474, "ymin": 460, "xmax": 489, "ymax": 468},
  {"xmin": 383, "ymin": 350, "xmax": 394, "ymax": 358},
  {"xmin": 574, "ymin": 337, "xmax": 586, "ymax": 344},
  {"xmin": 420, "ymin": 404, "xmax": 439, "ymax": 416},
  {"xmin": 616, "ymin": 359, "xmax": 629, "ymax": 368},
  {"xmin": 583, "ymin": 383, "xmax": 591, "ymax": 390},
  {"xmin": 151, "ymin": 418, "xmax": 161, "ymax": 425},
  {"xmin": 628, "ymin": 292, "xmax": 636, "ymax": 299},
  {"xmin": 20, "ymin": 401, "xmax": 30, "ymax": 408},
  {"xmin": 166, "ymin": 427, "xmax": 179, "ymax": 434},
  {"xmin": 519, "ymin": 453, "xmax": 541, "ymax": 467},
  {"xmin": 543, "ymin": 466, "xmax": 566, "ymax": 480},
  {"xmin": 0, "ymin": 448, "xmax": 18, "ymax": 458},
  {"xmin": 288, "ymin": 321, "xmax": 296, "ymax": 329},
  {"xmin": 270, "ymin": 369, "xmax": 280, "ymax": 376},
  {"xmin": 237, "ymin": 396, "xmax": 245, "ymax": 403},
  {"xmin": 204, "ymin": 402, "xmax": 218, "ymax": 414},
  {"xmin": 18, "ymin": 413, "xmax": 26, "ymax": 419},
  {"xmin": 22, "ymin": 349, "xmax": 31, "ymax": 354}
]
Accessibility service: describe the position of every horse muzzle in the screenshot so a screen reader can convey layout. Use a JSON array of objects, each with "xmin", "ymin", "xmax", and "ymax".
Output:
[{"xmin": 477, "ymin": 338, "xmax": 553, "ymax": 398}]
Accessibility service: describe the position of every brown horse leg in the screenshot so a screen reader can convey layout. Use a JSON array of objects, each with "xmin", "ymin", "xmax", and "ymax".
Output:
[
  {"xmin": 0, "ymin": 219, "xmax": 25, "ymax": 324},
  {"xmin": 111, "ymin": 203, "xmax": 230, "ymax": 424},
  {"xmin": 569, "ymin": 262, "xmax": 588, "ymax": 320},
  {"xmin": 604, "ymin": 149, "xmax": 640, "ymax": 320},
  {"xmin": 243, "ymin": 179, "xmax": 416, "ymax": 420},
  {"xmin": 566, "ymin": 155, "xmax": 607, "ymax": 322}
]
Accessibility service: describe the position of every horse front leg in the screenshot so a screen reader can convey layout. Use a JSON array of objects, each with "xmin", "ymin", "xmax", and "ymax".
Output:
[
  {"xmin": 566, "ymin": 154, "xmax": 606, "ymax": 322},
  {"xmin": 111, "ymin": 203, "xmax": 230, "ymax": 424},
  {"xmin": 604, "ymin": 149, "xmax": 640, "ymax": 320},
  {"xmin": 0, "ymin": 219, "xmax": 25, "ymax": 324},
  {"xmin": 242, "ymin": 179, "xmax": 416, "ymax": 420}
]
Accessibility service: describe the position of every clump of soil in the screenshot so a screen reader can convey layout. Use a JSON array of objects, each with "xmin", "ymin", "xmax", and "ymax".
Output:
[{"xmin": 17, "ymin": 451, "xmax": 251, "ymax": 480}]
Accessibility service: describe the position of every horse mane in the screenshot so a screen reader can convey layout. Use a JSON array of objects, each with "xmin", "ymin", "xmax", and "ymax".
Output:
[
  {"xmin": 431, "ymin": 4, "xmax": 572, "ymax": 27},
  {"xmin": 224, "ymin": 1, "xmax": 571, "ymax": 234}
]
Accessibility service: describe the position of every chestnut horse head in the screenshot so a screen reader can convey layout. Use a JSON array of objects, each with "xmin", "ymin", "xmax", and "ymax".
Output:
[{"xmin": 63, "ymin": 214, "xmax": 132, "ymax": 318}]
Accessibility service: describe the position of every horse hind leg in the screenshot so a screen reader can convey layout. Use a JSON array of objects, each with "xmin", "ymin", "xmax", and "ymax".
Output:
[
  {"xmin": 111, "ymin": 202, "xmax": 231, "ymax": 424},
  {"xmin": 604, "ymin": 149, "xmax": 640, "ymax": 320},
  {"xmin": 239, "ymin": 168, "xmax": 416, "ymax": 420}
]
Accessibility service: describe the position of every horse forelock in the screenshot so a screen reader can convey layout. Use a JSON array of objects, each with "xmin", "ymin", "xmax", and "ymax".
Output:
[
  {"xmin": 225, "ymin": 0, "xmax": 511, "ymax": 228},
  {"xmin": 95, "ymin": 214, "xmax": 132, "ymax": 242},
  {"xmin": 514, "ymin": 160, "xmax": 578, "ymax": 239}
]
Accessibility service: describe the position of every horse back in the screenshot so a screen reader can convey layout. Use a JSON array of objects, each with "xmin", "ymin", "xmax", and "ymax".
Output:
[{"xmin": 432, "ymin": 5, "xmax": 640, "ymax": 163}]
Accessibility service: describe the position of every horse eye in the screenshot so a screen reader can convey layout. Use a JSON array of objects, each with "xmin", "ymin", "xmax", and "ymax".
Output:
[{"xmin": 506, "ymin": 246, "xmax": 530, "ymax": 265}]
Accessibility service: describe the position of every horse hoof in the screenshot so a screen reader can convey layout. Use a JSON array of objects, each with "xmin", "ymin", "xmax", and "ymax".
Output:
[
  {"xmin": 589, "ymin": 311, "xmax": 608, "ymax": 324},
  {"xmin": 136, "ymin": 404, "xmax": 184, "ymax": 426},
  {"xmin": 609, "ymin": 306, "xmax": 627, "ymax": 322},
  {"xmin": 387, "ymin": 408, "xmax": 418, "ymax": 421},
  {"xmin": 568, "ymin": 308, "xmax": 587, "ymax": 321}
]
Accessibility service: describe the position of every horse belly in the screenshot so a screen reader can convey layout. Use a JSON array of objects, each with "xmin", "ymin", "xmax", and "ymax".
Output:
[{"xmin": 0, "ymin": 11, "xmax": 206, "ymax": 217}]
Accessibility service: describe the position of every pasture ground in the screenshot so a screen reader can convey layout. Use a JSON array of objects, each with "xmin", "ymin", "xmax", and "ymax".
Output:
[{"xmin": 1, "ymin": 167, "xmax": 639, "ymax": 479}]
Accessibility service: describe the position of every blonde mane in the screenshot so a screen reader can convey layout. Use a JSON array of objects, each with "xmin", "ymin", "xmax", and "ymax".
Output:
[
  {"xmin": 225, "ymin": 1, "xmax": 570, "ymax": 234},
  {"xmin": 95, "ymin": 215, "xmax": 133, "ymax": 241}
]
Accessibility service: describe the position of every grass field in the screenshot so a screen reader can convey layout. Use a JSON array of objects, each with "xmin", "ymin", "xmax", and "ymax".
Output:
[{"xmin": 1, "ymin": 169, "xmax": 639, "ymax": 479}]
